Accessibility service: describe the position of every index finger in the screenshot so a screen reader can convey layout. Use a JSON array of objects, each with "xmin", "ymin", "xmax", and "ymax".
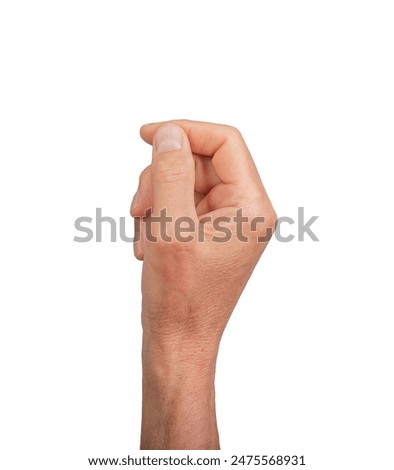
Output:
[{"xmin": 140, "ymin": 119, "xmax": 259, "ymax": 186}]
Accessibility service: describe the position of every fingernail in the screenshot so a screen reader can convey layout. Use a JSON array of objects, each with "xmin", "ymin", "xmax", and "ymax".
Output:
[
  {"xmin": 131, "ymin": 190, "xmax": 140, "ymax": 212},
  {"xmin": 154, "ymin": 125, "xmax": 183, "ymax": 153}
]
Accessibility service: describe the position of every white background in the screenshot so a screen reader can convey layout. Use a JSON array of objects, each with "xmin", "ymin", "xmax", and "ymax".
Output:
[{"xmin": 1, "ymin": 1, "xmax": 393, "ymax": 469}]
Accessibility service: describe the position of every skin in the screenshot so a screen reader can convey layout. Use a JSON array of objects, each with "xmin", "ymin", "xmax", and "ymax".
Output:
[{"xmin": 130, "ymin": 120, "xmax": 276, "ymax": 450}]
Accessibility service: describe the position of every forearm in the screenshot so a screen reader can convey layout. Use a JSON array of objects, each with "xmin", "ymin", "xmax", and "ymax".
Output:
[{"xmin": 140, "ymin": 332, "xmax": 220, "ymax": 450}]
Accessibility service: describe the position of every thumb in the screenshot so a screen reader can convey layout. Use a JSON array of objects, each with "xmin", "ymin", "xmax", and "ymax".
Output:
[{"xmin": 151, "ymin": 124, "xmax": 196, "ymax": 220}]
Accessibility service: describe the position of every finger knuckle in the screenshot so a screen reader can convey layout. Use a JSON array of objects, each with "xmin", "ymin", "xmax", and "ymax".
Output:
[
  {"xmin": 244, "ymin": 205, "xmax": 277, "ymax": 244},
  {"xmin": 154, "ymin": 159, "xmax": 190, "ymax": 184},
  {"xmin": 139, "ymin": 165, "xmax": 151, "ymax": 185},
  {"xmin": 266, "ymin": 207, "xmax": 278, "ymax": 231},
  {"xmin": 226, "ymin": 125, "xmax": 242, "ymax": 140}
]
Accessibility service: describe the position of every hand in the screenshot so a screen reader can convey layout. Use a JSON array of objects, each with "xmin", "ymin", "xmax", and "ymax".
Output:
[{"xmin": 131, "ymin": 120, "xmax": 276, "ymax": 449}]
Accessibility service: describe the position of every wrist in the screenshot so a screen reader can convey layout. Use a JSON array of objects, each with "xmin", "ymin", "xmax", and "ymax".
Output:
[
  {"xmin": 142, "ymin": 330, "xmax": 219, "ymax": 381},
  {"xmin": 141, "ymin": 299, "xmax": 227, "ymax": 355},
  {"xmin": 141, "ymin": 332, "xmax": 220, "ymax": 450}
]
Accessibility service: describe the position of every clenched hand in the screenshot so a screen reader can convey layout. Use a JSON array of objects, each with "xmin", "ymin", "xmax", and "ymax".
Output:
[{"xmin": 131, "ymin": 120, "xmax": 276, "ymax": 450}]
